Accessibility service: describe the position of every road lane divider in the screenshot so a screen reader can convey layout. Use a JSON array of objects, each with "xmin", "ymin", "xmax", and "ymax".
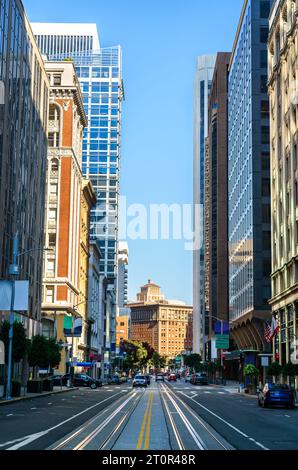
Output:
[{"xmin": 136, "ymin": 391, "xmax": 154, "ymax": 450}]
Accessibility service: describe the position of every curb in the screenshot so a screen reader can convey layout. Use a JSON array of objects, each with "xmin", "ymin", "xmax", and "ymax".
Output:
[{"xmin": 0, "ymin": 387, "xmax": 79, "ymax": 406}]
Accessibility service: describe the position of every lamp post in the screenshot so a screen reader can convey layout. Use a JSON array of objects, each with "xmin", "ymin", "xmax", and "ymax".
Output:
[{"xmin": 5, "ymin": 234, "xmax": 52, "ymax": 400}]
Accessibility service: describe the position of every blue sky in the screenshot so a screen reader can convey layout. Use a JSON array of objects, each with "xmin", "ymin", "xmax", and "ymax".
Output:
[{"xmin": 24, "ymin": 0, "xmax": 243, "ymax": 304}]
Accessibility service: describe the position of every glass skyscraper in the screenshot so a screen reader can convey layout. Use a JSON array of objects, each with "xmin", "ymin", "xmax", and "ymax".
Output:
[
  {"xmin": 33, "ymin": 24, "xmax": 123, "ymax": 286},
  {"xmin": 228, "ymin": 0, "xmax": 273, "ymax": 359}
]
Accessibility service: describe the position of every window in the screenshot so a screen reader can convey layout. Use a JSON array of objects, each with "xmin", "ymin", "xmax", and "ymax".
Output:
[
  {"xmin": 260, "ymin": 27, "xmax": 269, "ymax": 43},
  {"xmin": 263, "ymin": 231, "xmax": 271, "ymax": 250},
  {"xmin": 260, "ymin": 50, "xmax": 268, "ymax": 68},
  {"xmin": 262, "ymin": 178, "xmax": 271, "ymax": 197},
  {"xmin": 48, "ymin": 233, "xmax": 56, "ymax": 247},
  {"xmin": 260, "ymin": 1, "xmax": 271, "ymax": 18},
  {"xmin": 48, "ymin": 105, "xmax": 60, "ymax": 147},
  {"xmin": 49, "ymin": 209, "xmax": 56, "ymax": 221},
  {"xmin": 261, "ymin": 100, "xmax": 269, "ymax": 119},
  {"xmin": 47, "ymin": 260, "xmax": 55, "ymax": 275},
  {"xmin": 53, "ymin": 75, "xmax": 61, "ymax": 86},
  {"xmin": 261, "ymin": 126, "xmax": 270, "ymax": 145},
  {"xmin": 260, "ymin": 75, "xmax": 268, "ymax": 94},
  {"xmin": 46, "ymin": 286, "xmax": 54, "ymax": 303},
  {"xmin": 262, "ymin": 204, "xmax": 271, "ymax": 223},
  {"xmin": 50, "ymin": 183, "xmax": 58, "ymax": 195}
]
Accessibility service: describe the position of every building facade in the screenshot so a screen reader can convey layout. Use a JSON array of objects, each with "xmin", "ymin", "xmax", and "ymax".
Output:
[
  {"xmin": 193, "ymin": 55, "xmax": 216, "ymax": 355},
  {"xmin": 41, "ymin": 61, "xmax": 95, "ymax": 373},
  {"xmin": 204, "ymin": 53, "xmax": 231, "ymax": 360},
  {"xmin": 129, "ymin": 282, "xmax": 193, "ymax": 359},
  {"xmin": 228, "ymin": 0, "xmax": 273, "ymax": 363},
  {"xmin": 32, "ymin": 23, "xmax": 124, "ymax": 367},
  {"xmin": 117, "ymin": 241, "xmax": 128, "ymax": 309},
  {"xmin": 268, "ymin": 0, "xmax": 298, "ymax": 371},
  {"xmin": 0, "ymin": 0, "xmax": 49, "ymax": 337},
  {"xmin": 116, "ymin": 310, "xmax": 131, "ymax": 349}
]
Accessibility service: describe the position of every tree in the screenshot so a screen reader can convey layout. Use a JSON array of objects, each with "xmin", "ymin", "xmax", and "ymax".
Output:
[
  {"xmin": 151, "ymin": 352, "xmax": 166, "ymax": 370},
  {"xmin": 244, "ymin": 364, "xmax": 260, "ymax": 386},
  {"xmin": 282, "ymin": 362, "xmax": 298, "ymax": 387},
  {"xmin": 28, "ymin": 335, "xmax": 49, "ymax": 369},
  {"xmin": 183, "ymin": 353, "xmax": 202, "ymax": 372},
  {"xmin": 122, "ymin": 340, "xmax": 148, "ymax": 371},
  {"xmin": 267, "ymin": 361, "xmax": 282, "ymax": 380},
  {"xmin": 0, "ymin": 320, "xmax": 28, "ymax": 364},
  {"xmin": 47, "ymin": 338, "xmax": 62, "ymax": 369}
]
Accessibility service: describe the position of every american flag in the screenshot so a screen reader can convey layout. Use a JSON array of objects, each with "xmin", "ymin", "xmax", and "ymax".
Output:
[{"xmin": 264, "ymin": 322, "xmax": 272, "ymax": 343}]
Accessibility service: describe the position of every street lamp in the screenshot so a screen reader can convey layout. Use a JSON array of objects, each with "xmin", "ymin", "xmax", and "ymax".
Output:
[{"xmin": 5, "ymin": 233, "xmax": 52, "ymax": 400}]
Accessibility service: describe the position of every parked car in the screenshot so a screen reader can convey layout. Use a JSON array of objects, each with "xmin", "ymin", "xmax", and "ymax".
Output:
[
  {"xmin": 155, "ymin": 374, "xmax": 165, "ymax": 382},
  {"xmin": 52, "ymin": 374, "xmax": 69, "ymax": 386},
  {"xmin": 132, "ymin": 375, "xmax": 147, "ymax": 388},
  {"xmin": 258, "ymin": 383, "xmax": 296, "ymax": 409},
  {"xmin": 168, "ymin": 373, "xmax": 177, "ymax": 382},
  {"xmin": 73, "ymin": 374, "xmax": 102, "ymax": 389},
  {"xmin": 190, "ymin": 372, "xmax": 208, "ymax": 386},
  {"xmin": 120, "ymin": 375, "xmax": 128, "ymax": 383},
  {"xmin": 185, "ymin": 374, "xmax": 191, "ymax": 383}
]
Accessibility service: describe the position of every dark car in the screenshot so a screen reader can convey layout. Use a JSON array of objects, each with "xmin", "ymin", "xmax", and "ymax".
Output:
[
  {"xmin": 52, "ymin": 374, "xmax": 68, "ymax": 386},
  {"xmin": 73, "ymin": 374, "xmax": 102, "ymax": 389},
  {"xmin": 258, "ymin": 383, "xmax": 296, "ymax": 409},
  {"xmin": 190, "ymin": 372, "xmax": 208, "ymax": 386},
  {"xmin": 107, "ymin": 375, "xmax": 121, "ymax": 385},
  {"xmin": 168, "ymin": 373, "xmax": 177, "ymax": 382},
  {"xmin": 155, "ymin": 374, "xmax": 165, "ymax": 382}
]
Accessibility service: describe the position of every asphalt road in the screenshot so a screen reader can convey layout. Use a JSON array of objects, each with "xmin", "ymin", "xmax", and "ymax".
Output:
[{"xmin": 0, "ymin": 380, "xmax": 297, "ymax": 450}]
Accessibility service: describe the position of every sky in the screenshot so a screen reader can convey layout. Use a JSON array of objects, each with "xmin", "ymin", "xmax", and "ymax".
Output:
[{"xmin": 24, "ymin": 0, "xmax": 243, "ymax": 304}]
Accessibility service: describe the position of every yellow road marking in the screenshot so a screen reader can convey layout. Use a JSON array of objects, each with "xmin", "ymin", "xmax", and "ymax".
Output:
[
  {"xmin": 144, "ymin": 392, "xmax": 154, "ymax": 449},
  {"xmin": 136, "ymin": 392, "xmax": 154, "ymax": 450}
]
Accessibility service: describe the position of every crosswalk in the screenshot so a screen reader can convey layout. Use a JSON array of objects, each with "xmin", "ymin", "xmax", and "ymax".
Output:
[{"xmin": 171, "ymin": 386, "xmax": 239, "ymax": 396}]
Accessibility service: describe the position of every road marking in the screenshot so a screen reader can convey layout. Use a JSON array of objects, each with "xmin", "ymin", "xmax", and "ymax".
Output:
[
  {"xmin": 179, "ymin": 392, "xmax": 269, "ymax": 451},
  {"xmin": 136, "ymin": 392, "xmax": 154, "ymax": 450},
  {"xmin": 48, "ymin": 403, "xmax": 52, "ymax": 406},
  {"xmin": 30, "ymin": 408, "xmax": 37, "ymax": 410},
  {"xmin": 6, "ymin": 414, "xmax": 13, "ymax": 417},
  {"xmin": 161, "ymin": 385, "xmax": 205, "ymax": 450},
  {"xmin": 3, "ymin": 391, "xmax": 124, "ymax": 450},
  {"xmin": 204, "ymin": 391, "xmax": 211, "ymax": 394},
  {"xmin": 144, "ymin": 392, "xmax": 154, "ymax": 449},
  {"xmin": 218, "ymin": 392, "xmax": 225, "ymax": 395}
]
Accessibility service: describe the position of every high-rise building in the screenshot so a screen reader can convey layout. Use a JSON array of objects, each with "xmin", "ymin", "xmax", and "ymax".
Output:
[
  {"xmin": 117, "ymin": 241, "xmax": 128, "ymax": 309},
  {"xmin": 129, "ymin": 282, "xmax": 193, "ymax": 359},
  {"xmin": 32, "ymin": 23, "xmax": 124, "ymax": 367},
  {"xmin": 0, "ymin": 0, "xmax": 49, "ymax": 336},
  {"xmin": 193, "ymin": 55, "xmax": 216, "ymax": 355},
  {"xmin": 42, "ymin": 61, "xmax": 96, "ymax": 373},
  {"xmin": 268, "ymin": 0, "xmax": 298, "ymax": 373},
  {"xmin": 204, "ymin": 53, "xmax": 231, "ymax": 361},
  {"xmin": 228, "ymin": 0, "xmax": 273, "ymax": 365}
]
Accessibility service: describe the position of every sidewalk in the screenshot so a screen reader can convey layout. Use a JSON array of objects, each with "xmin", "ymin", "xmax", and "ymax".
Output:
[{"xmin": 0, "ymin": 386, "xmax": 79, "ymax": 406}]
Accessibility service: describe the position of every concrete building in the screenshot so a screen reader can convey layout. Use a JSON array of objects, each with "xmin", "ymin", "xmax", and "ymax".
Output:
[
  {"xmin": 193, "ymin": 55, "xmax": 216, "ymax": 356},
  {"xmin": 204, "ymin": 53, "xmax": 231, "ymax": 361},
  {"xmin": 87, "ymin": 241, "xmax": 105, "ymax": 376},
  {"xmin": 117, "ymin": 242, "xmax": 128, "ymax": 309},
  {"xmin": 268, "ymin": 0, "xmax": 298, "ymax": 371},
  {"xmin": 129, "ymin": 282, "xmax": 193, "ymax": 359},
  {"xmin": 0, "ymin": 0, "xmax": 49, "ymax": 337},
  {"xmin": 41, "ymin": 61, "xmax": 95, "ymax": 373},
  {"xmin": 32, "ymin": 22, "xmax": 124, "ymax": 367},
  {"xmin": 116, "ymin": 309, "xmax": 131, "ymax": 349},
  {"xmin": 227, "ymin": 0, "xmax": 273, "ymax": 367}
]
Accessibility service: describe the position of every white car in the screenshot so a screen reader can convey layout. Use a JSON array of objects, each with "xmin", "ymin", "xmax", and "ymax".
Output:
[{"xmin": 132, "ymin": 375, "xmax": 147, "ymax": 388}]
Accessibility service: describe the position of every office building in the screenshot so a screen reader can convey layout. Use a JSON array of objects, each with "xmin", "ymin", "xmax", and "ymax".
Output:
[
  {"xmin": 0, "ymin": 0, "xmax": 48, "ymax": 336},
  {"xmin": 117, "ymin": 241, "xmax": 128, "ymax": 309},
  {"xmin": 268, "ymin": 0, "xmax": 298, "ymax": 371},
  {"xmin": 32, "ymin": 23, "xmax": 124, "ymax": 366},
  {"xmin": 193, "ymin": 55, "xmax": 216, "ymax": 355},
  {"xmin": 42, "ymin": 61, "xmax": 96, "ymax": 373},
  {"xmin": 116, "ymin": 309, "xmax": 131, "ymax": 349},
  {"xmin": 129, "ymin": 282, "xmax": 193, "ymax": 359},
  {"xmin": 204, "ymin": 53, "xmax": 231, "ymax": 360},
  {"xmin": 227, "ymin": 0, "xmax": 273, "ymax": 365}
]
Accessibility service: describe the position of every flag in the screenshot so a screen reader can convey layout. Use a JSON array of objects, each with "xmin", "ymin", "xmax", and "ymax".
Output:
[
  {"xmin": 270, "ymin": 316, "xmax": 279, "ymax": 341},
  {"xmin": 264, "ymin": 322, "xmax": 272, "ymax": 343}
]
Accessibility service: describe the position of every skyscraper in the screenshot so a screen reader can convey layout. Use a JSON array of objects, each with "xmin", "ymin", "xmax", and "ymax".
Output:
[
  {"xmin": 228, "ymin": 0, "xmax": 273, "ymax": 365},
  {"xmin": 32, "ymin": 23, "xmax": 124, "ymax": 364},
  {"xmin": 193, "ymin": 55, "xmax": 216, "ymax": 355},
  {"xmin": 0, "ymin": 1, "xmax": 49, "ymax": 336}
]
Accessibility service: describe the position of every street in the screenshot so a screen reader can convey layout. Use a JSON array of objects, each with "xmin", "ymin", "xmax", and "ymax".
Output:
[{"xmin": 0, "ymin": 380, "xmax": 297, "ymax": 451}]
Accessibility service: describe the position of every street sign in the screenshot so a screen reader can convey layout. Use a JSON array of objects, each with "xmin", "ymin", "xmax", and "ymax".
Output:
[{"xmin": 215, "ymin": 335, "xmax": 229, "ymax": 349}]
